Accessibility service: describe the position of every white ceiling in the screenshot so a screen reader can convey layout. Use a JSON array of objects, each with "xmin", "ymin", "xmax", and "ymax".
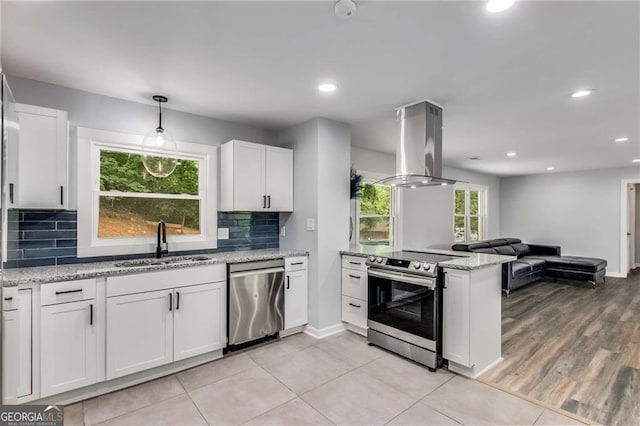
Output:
[{"xmin": 2, "ymin": 1, "xmax": 639, "ymax": 176}]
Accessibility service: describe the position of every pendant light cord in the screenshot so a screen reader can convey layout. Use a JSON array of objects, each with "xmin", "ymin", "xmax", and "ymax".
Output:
[{"xmin": 157, "ymin": 99, "xmax": 163, "ymax": 132}]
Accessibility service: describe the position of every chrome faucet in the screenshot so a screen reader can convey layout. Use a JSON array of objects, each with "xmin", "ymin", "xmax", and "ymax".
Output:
[{"xmin": 156, "ymin": 220, "xmax": 168, "ymax": 258}]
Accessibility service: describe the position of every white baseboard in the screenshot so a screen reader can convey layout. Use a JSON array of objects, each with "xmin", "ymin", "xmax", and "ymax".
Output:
[
  {"xmin": 606, "ymin": 271, "xmax": 626, "ymax": 278},
  {"xmin": 304, "ymin": 323, "xmax": 345, "ymax": 339},
  {"xmin": 344, "ymin": 323, "xmax": 367, "ymax": 337},
  {"xmin": 635, "ymin": 263, "xmax": 640, "ymax": 268},
  {"xmin": 448, "ymin": 357, "xmax": 503, "ymax": 379}
]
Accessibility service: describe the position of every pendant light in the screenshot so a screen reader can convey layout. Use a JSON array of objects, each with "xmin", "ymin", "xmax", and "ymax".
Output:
[{"xmin": 142, "ymin": 95, "xmax": 178, "ymax": 178}]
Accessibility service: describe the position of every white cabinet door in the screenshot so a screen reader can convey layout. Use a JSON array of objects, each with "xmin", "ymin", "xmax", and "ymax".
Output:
[
  {"xmin": 15, "ymin": 104, "xmax": 68, "ymax": 209},
  {"xmin": 442, "ymin": 270, "xmax": 471, "ymax": 367},
  {"xmin": 173, "ymin": 282, "xmax": 226, "ymax": 361},
  {"xmin": 265, "ymin": 146, "xmax": 293, "ymax": 212},
  {"xmin": 285, "ymin": 269, "xmax": 308, "ymax": 329},
  {"xmin": 3, "ymin": 289, "xmax": 33, "ymax": 403},
  {"xmin": 233, "ymin": 141, "xmax": 266, "ymax": 211},
  {"xmin": 41, "ymin": 299, "xmax": 96, "ymax": 397},
  {"xmin": 107, "ymin": 290, "xmax": 173, "ymax": 380}
]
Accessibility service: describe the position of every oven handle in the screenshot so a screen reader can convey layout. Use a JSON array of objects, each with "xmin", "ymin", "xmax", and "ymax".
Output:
[{"xmin": 368, "ymin": 269, "xmax": 435, "ymax": 289}]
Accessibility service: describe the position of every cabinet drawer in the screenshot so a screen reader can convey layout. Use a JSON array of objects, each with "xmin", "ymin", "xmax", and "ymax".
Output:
[
  {"xmin": 285, "ymin": 256, "xmax": 307, "ymax": 272},
  {"xmin": 3, "ymin": 287, "xmax": 18, "ymax": 311},
  {"xmin": 342, "ymin": 269, "xmax": 367, "ymax": 300},
  {"xmin": 342, "ymin": 296, "xmax": 367, "ymax": 329},
  {"xmin": 41, "ymin": 279, "xmax": 96, "ymax": 306},
  {"xmin": 342, "ymin": 255, "xmax": 367, "ymax": 272}
]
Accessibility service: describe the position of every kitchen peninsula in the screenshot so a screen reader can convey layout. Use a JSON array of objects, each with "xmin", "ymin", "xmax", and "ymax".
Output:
[{"xmin": 340, "ymin": 246, "xmax": 515, "ymax": 378}]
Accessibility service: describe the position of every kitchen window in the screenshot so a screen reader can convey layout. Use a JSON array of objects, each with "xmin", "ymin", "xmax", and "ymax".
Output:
[
  {"xmin": 454, "ymin": 185, "xmax": 487, "ymax": 242},
  {"xmin": 77, "ymin": 128, "xmax": 217, "ymax": 257},
  {"xmin": 357, "ymin": 178, "xmax": 394, "ymax": 246}
]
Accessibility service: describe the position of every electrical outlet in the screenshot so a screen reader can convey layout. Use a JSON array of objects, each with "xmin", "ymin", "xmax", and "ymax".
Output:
[
  {"xmin": 217, "ymin": 227, "xmax": 229, "ymax": 240},
  {"xmin": 306, "ymin": 218, "xmax": 315, "ymax": 231}
]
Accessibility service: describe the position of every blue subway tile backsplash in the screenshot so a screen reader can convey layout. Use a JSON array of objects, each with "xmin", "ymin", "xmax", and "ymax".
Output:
[{"xmin": 5, "ymin": 209, "xmax": 280, "ymax": 269}]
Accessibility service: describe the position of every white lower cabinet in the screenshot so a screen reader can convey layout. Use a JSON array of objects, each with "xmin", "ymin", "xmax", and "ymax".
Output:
[
  {"xmin": 3, "ymin": 288, "xmax": 33, "ymax": 403},
  {"xmin": 284, "ymin": 269, "xmax": 308, "ymax": 330},
  {"xmin": 106, "ymin": 290, "xmax": 173, "ymax": 380},
  {"xmin": 341, "ymin": 255, "xmax": 368, "ymax": 331},
  {"xmin": 106, "ymin": 266, "xmax": 227, "ymax": 380},
  {"xmin": 173, "ymin": 282, "xmax": 226, "ymax": 361},
  {"xmin": 341, "ymin": 295, "xmax": 367, "ymax": 329},
  {"xmin": 442, "ymin": 266, "xmax": 502, "ymax": 378},
  {"xmin": 41, "ymin": 299, "xmax": 97, "ymax": 397}
]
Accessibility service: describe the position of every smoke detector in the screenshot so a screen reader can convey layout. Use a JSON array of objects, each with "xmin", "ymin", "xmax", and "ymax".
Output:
[{"xmin": 335, "ymin": 0, "xmax": 356, "ymax": 19}]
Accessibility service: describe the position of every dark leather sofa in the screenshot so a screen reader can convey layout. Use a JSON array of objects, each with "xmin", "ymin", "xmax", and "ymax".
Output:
[{"xmin": 451, "ymin": 238, "xmax": 607, "ymax": 296}]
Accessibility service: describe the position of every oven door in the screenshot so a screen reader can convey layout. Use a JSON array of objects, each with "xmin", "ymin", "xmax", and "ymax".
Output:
[{"xmin": 367, "ymin": 268, "xmax": 437, "ymax": 343}]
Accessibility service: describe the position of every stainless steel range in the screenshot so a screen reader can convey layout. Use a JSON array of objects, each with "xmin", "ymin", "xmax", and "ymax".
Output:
[{"xmin": 366, "ymin": 251, "xmax": 458, "ymax": 371}]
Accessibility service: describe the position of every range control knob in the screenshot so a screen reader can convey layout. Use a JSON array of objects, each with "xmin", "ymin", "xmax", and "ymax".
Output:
[
  {"xmin": 368, "ymin": 256, "xmax": 376, "ymax": 262},
  {"xmin": 422, "ymin": 263, "xmax": 431, "ymax": 271},
  {"xmin": 376, "ymin": 257, "xmax": 384, "ymax": 264},
  {"xmin": 412, "ymin": 261, "xmax": 421, "ymax": 269}
]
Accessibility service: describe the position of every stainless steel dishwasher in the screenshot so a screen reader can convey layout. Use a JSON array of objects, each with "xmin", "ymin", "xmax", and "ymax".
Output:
[{"xmin": 228, "ymin": 259, "xmax": 285, "ymax": 346}]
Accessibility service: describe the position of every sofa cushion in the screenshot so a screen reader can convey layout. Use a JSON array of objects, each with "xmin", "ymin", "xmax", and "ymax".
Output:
[
  {"xmin": 511, "ymin": 243, "xmax": 531, "ymax": 258},
  {"xmin": 544, "ymin": 256, "xmax": 607, "ymax": 273},
  {"xmin": 494, "ymin": 245, "xmax": 517, "ymax": 256},
  {"xmin": 512, "ymin": 261, "xmax": 532, "ymax": 277},
  {"xmin": 474, "ymin": 247, "xmax": 498, "ymax": 254},
  {"xmin": 517, "ymin": 257, "xmax": 546, "ymax": 272}
]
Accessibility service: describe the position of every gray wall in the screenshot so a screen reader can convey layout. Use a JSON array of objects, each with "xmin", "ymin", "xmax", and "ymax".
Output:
[
  {"xmin": 351, "ymin": 146, "xmax": 501, "ymax": 248},
  {"xmin": 636, "ymin": 184, "xmax": 640, "ymax": 265},
  {"xmin": 500, "ymin": 166, "xmax": 640, "ymax": 275},
  {"xmin": 280, "ymin": 118, "xmax": 351, "ymax": 330},
  {"xmin": 7, "ymin": 76, "xmax": 278, "ymax": 209}
]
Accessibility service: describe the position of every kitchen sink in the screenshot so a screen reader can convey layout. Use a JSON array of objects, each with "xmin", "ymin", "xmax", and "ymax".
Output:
[{"xmin": 114, "ymin": 255, "xmax": 212, "ymax": 268}]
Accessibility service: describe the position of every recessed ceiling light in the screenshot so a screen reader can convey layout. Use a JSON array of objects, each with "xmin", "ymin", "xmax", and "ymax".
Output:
[
  {"xmin": 633, "ymin": 159, "xmax": 640, "ymax": 163},
  {"xmin": 390, "ymin": 183, "xmax": 397, "ymax": 187},
  {"xmin": 507, "ymin": 152, "xmax": 517, "ymax": 157},
  {"xmin": 486, "ymin": 0, "xmax": 516, "ymax": 13},
  {"xmin": 615, "ymin": 137, "xmax": 629, "ymax": 142},
  {"xmin": 410, "ymin": 185, "xmax": 417, "ymax": 189},
  {"xmin": 571, "ymin": 89, "xmax": 592, "ymax": 98},
  {"xmin": 546, "ymin": 167, "xmax": 555, "ymax": 171},
  {"xmin": 318, "ymin": 83, "xmax": 337, "ymax": 93},
  {"xmin": 441, "ymin": 183, "xmax": 448, "ymax": 186},
  {"xmin": 421, "ymin": 180, "xmax": 429, "ymax": 184}
]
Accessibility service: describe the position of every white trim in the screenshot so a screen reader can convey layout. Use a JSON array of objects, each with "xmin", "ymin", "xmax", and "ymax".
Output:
[
  {"xmin": 344, "ymin": 323, "xmax": 367, "ymax": 337},
  {"xmin": 620, "ymin": 178, "xmax": 640, "ymax": 278},
  {"xmin": 606, "ymin": 271, "xmax": 626, "ymax": 278},
  {"xmin": 303, "ymin": 323, "xmax": 345, "ymax": 339},
  {"xmin": 77, "ymin": 127, "xmax": 218, "ymax": 258},
  {"xmin": 448, "ymin": 357, "xmax": 504, "ymax": 379},
  {"xmin": 453, "ymin": 183, "xmax": 488, "ymax": 243},
  {"xmin": 354, "ymin": 170, "xmax": 396, "ymax": 248}
]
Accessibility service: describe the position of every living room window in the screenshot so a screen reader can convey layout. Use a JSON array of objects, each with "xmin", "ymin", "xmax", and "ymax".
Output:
[
  {"xmin": 454, "ymin": 184, "xmax": 487, "ymax": 242},
  {"xmin": 357, "ymin": 177, "xmax": 394, "ymax": 246},
  {"xmin": 77, "ymin": 128, "xmax": 217, "ymax": 257}
]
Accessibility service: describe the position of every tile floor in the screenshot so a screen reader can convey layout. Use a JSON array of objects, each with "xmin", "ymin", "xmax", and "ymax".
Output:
[{"xmin": 64, "ymin": 331, "xmax": 583, "ymax": 426}]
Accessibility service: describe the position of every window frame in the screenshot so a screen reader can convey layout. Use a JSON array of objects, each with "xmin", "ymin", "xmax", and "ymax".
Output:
[
  {"xmin": 77, "ymin": 128, "xmax": 217, "ymax": 258},
  {"xmin": 355, "ymin": 171, "xmax": 396, "ymax": 248},
  {"xmin": 453, "ymin": 183, "xmax": 488, "ymax": 243}
]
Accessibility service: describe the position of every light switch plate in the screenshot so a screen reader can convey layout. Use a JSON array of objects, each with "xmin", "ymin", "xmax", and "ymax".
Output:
[
  {"xmin": 306, "ymin": 218, "xmax": 315, "ymax": 231},
  {"xmin": 217, "ymin": 228, "xmax": 229, "ymax": 239},
  {"xmin": 280, "ymin": 226, "xmax": 286, "ymax": 237}
]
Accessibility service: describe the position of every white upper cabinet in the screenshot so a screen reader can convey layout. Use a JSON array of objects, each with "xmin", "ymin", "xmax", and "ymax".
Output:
[
  {"xmin": 15, "ymin": 104, "xmax": 69, "ymax": 209},
  {"xmin": 220, "ymin": 140, "xmax": 293, "ymax": 212}
]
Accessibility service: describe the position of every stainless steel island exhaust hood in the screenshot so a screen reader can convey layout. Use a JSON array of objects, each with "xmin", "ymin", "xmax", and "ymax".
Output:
[{"xmin": 375, "ymin": 101, "xmax": 457, "ymax": 188}]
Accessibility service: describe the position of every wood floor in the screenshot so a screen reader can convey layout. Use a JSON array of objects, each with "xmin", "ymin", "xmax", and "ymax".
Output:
[{"xmin": 481, "ymin": 270, "xmax": 640, "ymax": 425}]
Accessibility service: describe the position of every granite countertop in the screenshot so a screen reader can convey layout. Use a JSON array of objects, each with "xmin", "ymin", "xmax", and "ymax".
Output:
[
  {"xmin": 341, "ymin": 246, "xmax": 515, "ymax": 271},
  {"xmin": 2, "ymin": 248, "xmax": 308, "ymax": 287}
]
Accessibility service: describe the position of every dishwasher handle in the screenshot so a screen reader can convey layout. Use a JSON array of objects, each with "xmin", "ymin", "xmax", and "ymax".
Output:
[{"xmin": 229, "ymin": 267, "xmax": 285, "ymax": 279}]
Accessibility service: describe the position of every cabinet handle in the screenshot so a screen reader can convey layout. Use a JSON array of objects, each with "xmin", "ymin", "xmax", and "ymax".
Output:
[
  {"xmin": 349, "ymin": 274, "xmax": 361, "ymax": 279},
  {"xmin": 286, "ymin": 276, "xmax": 290, "ymax": 289},
  {"xmin": 176, "ymin": 291, "xmax": 180, "ymax": 310},
  {"xmin": 9, "ymin": 183, "xmax": 14, "ymax": 204},
  {"xmin": 349, "ymin": 261, "xmax": 361, "ymax": 265},
  {"xmin": 169, "ymin": 293, "xmax": 173, "ymax": 311},
  {"xmin": 90, "ymin": 303, "xmax": 93, "ymax": 325},
  {"xmin": 443, "ymin": 271, "xmax": 448, "ymax": 289},
  {"xmin": 55, "ymin": 289, "xmax": 82, "ymax": 295},
  {"xmin": 263, "ymin": 195, "xmax": 267, "ymax": 208},
  {"xmin": 348, "ymin": 302, "xmax": 361, "ymax": 308},
  {"xmin": 291, "ymin": 262, "xmax": 304, "ymax": 266},
  {"xmin": 267, "ymin": 195, "xmax": 271, "ymax": 208},
  {"xmin": 60, "ymin": 186, "xmax": 64, "ymax": 205},
  {"xmin": 4, "ymin": 297, "xmax": 13, "ymax": 301}
]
